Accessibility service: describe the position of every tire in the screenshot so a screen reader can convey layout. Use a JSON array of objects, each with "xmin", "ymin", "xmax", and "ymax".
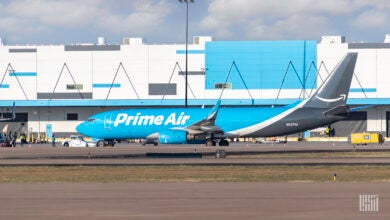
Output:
[
  {"xmin": 63, "ymin": 142, "xmax": 69, "ymax": 147},
  {"xmin": 97, "ymin": 141, "xmax": 104, "ymax": 147},
  {"xmin": 206, "ymin": 139, "xmax": 216, "ymax": 147},
  {"xmin": 219, "ymin": 139, "xmax": 229, "ymax": 146}
]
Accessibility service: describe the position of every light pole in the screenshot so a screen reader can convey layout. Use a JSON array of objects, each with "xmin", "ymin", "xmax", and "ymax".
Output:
[{"xmin": 178, "ymin": 0, "xmax": 194, "ymax": 108}]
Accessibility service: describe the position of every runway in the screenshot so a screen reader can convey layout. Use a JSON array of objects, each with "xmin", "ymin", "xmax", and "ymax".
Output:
[
  {"xmin": 0, "ymin": 142, "xmax": 389, "ymax": 219},
  {"xmin": 0, "ymin": 142, "xmax": 389, "ymax": 166},
  {"xmin": 0, "ymin": 182, "xmax": 388, "ymax": 220}
]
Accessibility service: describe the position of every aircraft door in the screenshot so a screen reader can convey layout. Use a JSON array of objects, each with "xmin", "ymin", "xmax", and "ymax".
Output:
[
  {"xmin": 387, "ymin": 112, "xmax": 390, "ymax": 137},
  {"xmin": 104, "ymin": 113, "xmax": 112, "ymax": 130}
]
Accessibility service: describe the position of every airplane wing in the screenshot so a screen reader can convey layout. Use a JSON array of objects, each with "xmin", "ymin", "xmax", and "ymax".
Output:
[
  {"xmin": 144, "ymin": 100, "xmax": 224, "ymax": 142},
  {"xmin": 176, "ymin": 100, "xmax": 224, "ymax": 135}
]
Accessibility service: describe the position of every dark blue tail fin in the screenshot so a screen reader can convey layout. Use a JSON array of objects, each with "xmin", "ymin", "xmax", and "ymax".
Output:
[{"xmin": 304, "ymin": 53, "xmax": 358, "ymax": 108}]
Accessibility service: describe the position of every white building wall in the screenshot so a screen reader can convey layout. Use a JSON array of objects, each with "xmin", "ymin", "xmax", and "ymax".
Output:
[
  {"xmin": 317, "ymin": 43, "xmax": 381, "ymax": 99},
  {"xmin": 0, "ymin": 47, "xmax": 37, "ymax": 100},
  {"xmin": 0, "ymin": 41, "xmax": 388, "ymax": 102},
  {"xmin": 37, "ymin": 46, "xmax": 68, "ymax": 93},
  {"xmin": 184, "ymin": 51, "xmax": 206, "ymax": 100},
  {"xmin": 62, "ymin": 51, "xmax": 93, "ymax": 93},
  {"xmin": 366, "ymin": 106, "xmax": 387, "ymax": 133},
  {"xmin": 147, "ymin": 44, "xmax": 205, "ymax": 99},
  {"xmin": 116, "ymin": 45, "xmax": 149, "ymax": 99},
  {"xmin": 92, "ymin": 50, "xmax": 141, "ymax": 99},
  {"xmin": 0, "ymin": 39, "xmax": 390, "ymax": 135},
  {"xmin": 349, "ymin": 49, "xmax": 377, "ymax": 98},
  {"xmin": 376, "ymin": 49, "xmax": 390, "ymax": 98}
]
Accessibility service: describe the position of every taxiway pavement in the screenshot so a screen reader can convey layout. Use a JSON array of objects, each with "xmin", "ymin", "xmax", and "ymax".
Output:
[
  {"xmin": 0, "ymin": 142, "xmax": 389, "ymax": 219},
  {"xmin": 0, "ymin": 142, "xmax": 389, "ymax": 166},
  {"xmin": 0, "ymin": 182, "xmax": 388, "ymax": 220}
]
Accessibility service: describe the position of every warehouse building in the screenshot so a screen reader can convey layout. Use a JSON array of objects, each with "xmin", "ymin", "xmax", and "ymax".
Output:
[{"xmin": 0, "ymin": 35, "xmax": 389, "ymax": 139}]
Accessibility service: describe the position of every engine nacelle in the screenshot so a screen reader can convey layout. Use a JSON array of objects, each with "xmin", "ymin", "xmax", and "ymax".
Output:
[{"xmin": 158, "ymin": 130, "xmax": 187, "ymax": 144}]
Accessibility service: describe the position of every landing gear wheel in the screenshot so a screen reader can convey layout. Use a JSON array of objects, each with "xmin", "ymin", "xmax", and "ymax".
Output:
[
  {"xmin": 97, "ymin": 141, "xmax": 104, "ymax": 147},
  {"xmin": 219, "ymin": 139, "xmax": 229, "ymax": 146},
  {"xmin": 206, "ymin": 139, "xmax": 216, "ymax": 146}
]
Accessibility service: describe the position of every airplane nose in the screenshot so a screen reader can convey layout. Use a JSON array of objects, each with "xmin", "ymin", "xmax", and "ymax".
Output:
[{"xmin": 76, "ymin": 122, "xmax": 88, "ymax": 135}]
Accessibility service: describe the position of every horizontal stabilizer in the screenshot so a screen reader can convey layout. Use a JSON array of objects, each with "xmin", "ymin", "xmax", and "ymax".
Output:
[
  {"xmin": 323, "ymin": 105, "xmax": 349, "ymax": 116},
  {"xmin": 350, "ymin": 105, "xmax": 374, "ymax": 112}
]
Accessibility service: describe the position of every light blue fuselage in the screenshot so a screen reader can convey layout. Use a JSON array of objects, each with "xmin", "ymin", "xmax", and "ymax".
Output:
[
  {"xmin": 76, "ymin": 104, "xmax": 339, "ymax": 140},
  {"xmin": 76, "ymin": 53, "xmax": 357, "ymax": 143}
]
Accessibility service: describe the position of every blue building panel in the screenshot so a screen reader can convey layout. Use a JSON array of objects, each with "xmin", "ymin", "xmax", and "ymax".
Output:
[
  {"xmin": 3, "ymin": 98, "xmax": 389, "ymax": 107},
  {"xmin": 205, "ymin": 41, "xmax": 317, "ymax": 90},
  {"xmin": 349, "ymin": 88, "xmax": 376, "ymax": 93},
  {"xmin": 9, "ymin": 72, "xmax": 37, "ymax": 77},
  {"xmin": 176, "ymin": 50, "xmax": 205, "ymax": 54},
  {"xmin": 93, "ymin": 83, "xmax": 121, "ymax": 88}
]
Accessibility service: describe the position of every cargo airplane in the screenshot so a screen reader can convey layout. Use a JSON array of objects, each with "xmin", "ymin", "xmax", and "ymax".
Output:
[{"xmin": 76, "ymin": 53, "xmax": 358, "ymax": 146}]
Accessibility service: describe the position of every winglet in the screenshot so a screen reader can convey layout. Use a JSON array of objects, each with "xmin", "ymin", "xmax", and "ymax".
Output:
[
  {"xmin": 12, "ymin": 101, "xmax": 16, "ymax": 119},
  {"xmin": 207, "ymin": 99, "xmax": 221, "ymax": 121}
]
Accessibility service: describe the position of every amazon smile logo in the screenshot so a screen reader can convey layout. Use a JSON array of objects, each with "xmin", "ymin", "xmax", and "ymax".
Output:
[{"xmin": 315, "ymin": 94, "xmax": 346, "ymax": 103}]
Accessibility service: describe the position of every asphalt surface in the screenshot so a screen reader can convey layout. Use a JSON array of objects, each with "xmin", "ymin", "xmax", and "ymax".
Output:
[
  {"xmin": 0, "ymin": 142, "xmax": 389, "ymax": 166},
  {"xmin": 0, "ymin": 142, "xmax": 389, "ymax": 220},
  {"xmin": 0, "ymin": 182, "xmax": 388, "ymax": 220}
]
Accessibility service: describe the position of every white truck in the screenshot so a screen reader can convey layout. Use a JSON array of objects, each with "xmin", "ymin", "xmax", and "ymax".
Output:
[{"xmin": 62, "ymin": 135, "xmax": 97, "ymax": 147}]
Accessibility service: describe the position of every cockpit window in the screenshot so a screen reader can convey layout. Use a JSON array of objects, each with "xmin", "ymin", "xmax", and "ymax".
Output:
[{"xmin": 87, "ymin": 118, "xmax": 96, "ymax": 122}]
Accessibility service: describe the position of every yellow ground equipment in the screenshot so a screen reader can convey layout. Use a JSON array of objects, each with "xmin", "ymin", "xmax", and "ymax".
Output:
[{"xmin": 350, "ymin": 132, "xmax": 384, "ymax": 145}]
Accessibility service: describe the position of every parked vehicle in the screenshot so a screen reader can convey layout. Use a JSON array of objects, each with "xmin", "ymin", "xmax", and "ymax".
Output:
[
  {"xmin": 0, "ymin": 135, "xmax": 11, "ymax": 147},
  {"xmin": 62, "ymin": 135, "xmax": 97, "ymax": 147},
  {"xmin": 92, "ymin": 138, "xmax": 115, "ymax": 147},
  {"xmin": 350, "ymin": 132, "xmax": 384, "ymax": 145}
]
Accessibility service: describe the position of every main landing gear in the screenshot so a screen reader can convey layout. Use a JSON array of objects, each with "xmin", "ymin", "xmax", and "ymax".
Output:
[
  {"xmin": 205, "ymin": 139, "xmax": 216, "ymax": 146},
  {"xmin": 205, "ymin": 138, "xmax": 229, "ymax": 146},
  {"xmin": 218, "ymin": 139, "xmax": 229, "ymax": 146}
]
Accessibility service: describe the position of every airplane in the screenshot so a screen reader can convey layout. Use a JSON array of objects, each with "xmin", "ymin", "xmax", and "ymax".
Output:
[
  {"xmin": 0, "ymin": 102, "xmax": 16, "ymax": 121},
  {"xmin": 76, "ymin": 53, "xmax": 358, "ymax": 146}
]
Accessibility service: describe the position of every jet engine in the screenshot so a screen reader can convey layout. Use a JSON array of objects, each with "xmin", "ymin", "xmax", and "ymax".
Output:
[{"xmin": 158, "ymin": 130, "xmax": 187, "ymax": 144}]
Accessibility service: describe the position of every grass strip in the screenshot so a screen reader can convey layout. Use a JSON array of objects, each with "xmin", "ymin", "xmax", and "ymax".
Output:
[
  {"xmin": 0, "ymin": 165, "xmax": 389, "ymax": 183},
  {"xmin": 229, "ymin": 151, "xmax": 390, "ymax": 158}
]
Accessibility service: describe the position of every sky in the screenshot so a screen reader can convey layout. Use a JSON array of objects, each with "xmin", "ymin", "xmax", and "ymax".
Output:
[{"xmin": 0, "ymin": 0, "xmax": 389, "ymax": 45}]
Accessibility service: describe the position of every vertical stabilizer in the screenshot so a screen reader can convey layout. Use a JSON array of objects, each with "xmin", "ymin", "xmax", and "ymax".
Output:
[{"xmin": 304, "ymin": 53, "xmax": 358, "ymax": 108}]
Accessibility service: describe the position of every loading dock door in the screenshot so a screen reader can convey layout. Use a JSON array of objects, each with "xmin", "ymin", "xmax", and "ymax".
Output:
[
  {"xmin": 0, "ymin": 113, "xmax": 28, "ymax": 134},
  {"xmin": 331, "ymin": 112, "xmax": 367, "ymax": 137},
  {"xmin": 386, "ymin": 112, "xmax": 390, "ymax": 137}
]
